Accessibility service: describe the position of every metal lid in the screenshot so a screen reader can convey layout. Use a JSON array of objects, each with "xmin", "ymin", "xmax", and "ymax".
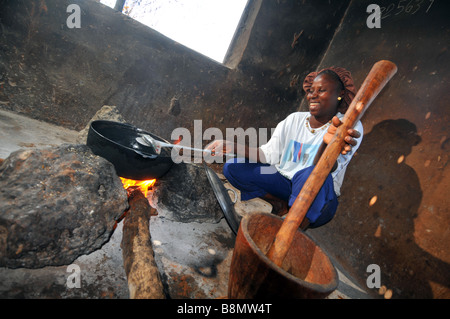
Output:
[{"xmin": 203, "ymin": 163, "xmax": 241, "ymax": 235}]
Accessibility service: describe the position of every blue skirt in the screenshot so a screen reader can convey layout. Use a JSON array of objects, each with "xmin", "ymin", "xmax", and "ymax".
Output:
[{"xmin": 223, "ymin": 158, "xmax": 338, "ymax": 228}]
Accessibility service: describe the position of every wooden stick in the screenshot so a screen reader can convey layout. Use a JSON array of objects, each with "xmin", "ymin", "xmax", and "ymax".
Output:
[
  {"xmin": 121, "ymin": 187, "xmax": 166, "ymax": 299},
  {"xmin": 266, "ymin": 60, "xmax": 398, "ymax": 267}
]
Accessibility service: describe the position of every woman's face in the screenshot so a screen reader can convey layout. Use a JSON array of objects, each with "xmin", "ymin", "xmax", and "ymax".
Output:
[{"xmin": 306, "ymin": 74, "xmax": 343, "ymax": 123}]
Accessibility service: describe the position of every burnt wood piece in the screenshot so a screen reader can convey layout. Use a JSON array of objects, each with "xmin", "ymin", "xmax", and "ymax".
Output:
[{"xmin": 121, "ymin": 187, "xmax": 165, "ymax": 299}]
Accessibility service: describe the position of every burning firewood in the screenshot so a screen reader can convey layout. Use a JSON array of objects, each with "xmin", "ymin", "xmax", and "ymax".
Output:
[{"xmin": 121, "ymin": 186, "xmax": 165, "ymax": 299}]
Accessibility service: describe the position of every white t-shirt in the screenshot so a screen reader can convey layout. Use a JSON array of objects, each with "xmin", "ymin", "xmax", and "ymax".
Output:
[{"xmin": 259, "ymin": 112, "xmax": 363, "ymax": 196}]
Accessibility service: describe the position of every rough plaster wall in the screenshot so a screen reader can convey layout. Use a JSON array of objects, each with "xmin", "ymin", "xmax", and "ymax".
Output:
[
  {"xmin": 0, "ymin": 0, "xmax": 229, "ymax": 137},
  {"xmin": 0, "ymin": 0, "xmax": 347, "ymax": 141},
  {"xmin": 305, "ymin": 0, "xmax": 450, "ymax": 299}
]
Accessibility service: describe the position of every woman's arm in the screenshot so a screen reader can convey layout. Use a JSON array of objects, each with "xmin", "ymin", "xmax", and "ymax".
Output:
[{"xmin": 205, "ymin": 140, "xmax": 267, "ymax": 163}]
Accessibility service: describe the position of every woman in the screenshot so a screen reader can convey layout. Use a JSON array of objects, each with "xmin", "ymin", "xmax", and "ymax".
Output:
[{"xmin": 206, "ymin": 67, "xmax": 362, "ymax": 229}]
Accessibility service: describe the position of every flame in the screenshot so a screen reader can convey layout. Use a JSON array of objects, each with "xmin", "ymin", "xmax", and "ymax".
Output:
[
  {"xmin": 173, "ymin": 136, "xmax": 182, "ymax": 145},
  {"xmin": 120, "ymin": 177, "xmax": 156, "ymax": 197}
]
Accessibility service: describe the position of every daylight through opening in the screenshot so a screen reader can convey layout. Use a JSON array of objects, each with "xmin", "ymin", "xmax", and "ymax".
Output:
[{"xmin": 100, "ymin": 0, "xmax": 248, "ymax": 63}]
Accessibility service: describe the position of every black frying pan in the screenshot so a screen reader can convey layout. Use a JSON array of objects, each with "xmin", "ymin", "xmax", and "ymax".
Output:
[
  {"xmin": 87, "ymin": 120, "xmax": 242, "ymax": 234},
  {"xmin": 86, "ymin": 120, "xmax": 174, "ymax": 180}
]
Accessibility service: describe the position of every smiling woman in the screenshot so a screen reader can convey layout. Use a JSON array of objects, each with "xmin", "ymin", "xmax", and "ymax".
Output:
[
  {"xmin": 206, "ymin": 66, "xmax": 364, "ymax": 229},
  {"xmin": 100, "ymin": 0, "xmax": 248, "ymax": 63}
]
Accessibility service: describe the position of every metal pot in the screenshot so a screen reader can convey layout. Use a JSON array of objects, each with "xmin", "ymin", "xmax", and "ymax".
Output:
[{"xmin": 86, "ymin": 120, "xmax": 174, "ymax": 180}]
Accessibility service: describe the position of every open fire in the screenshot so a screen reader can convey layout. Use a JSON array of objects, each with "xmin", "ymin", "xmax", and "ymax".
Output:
[
  {"xmin": 120, "ymin": 177, "xmax": 156, "ymax": 197},
  {"xmin": 114, "ymin": 177, "xmax": 157, "ymax": 230}
]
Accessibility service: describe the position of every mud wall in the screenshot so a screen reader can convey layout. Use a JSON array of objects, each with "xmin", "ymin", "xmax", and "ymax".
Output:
[
  {"xmin": 0, "ymin": 0, "xmax": 347, "ymax": 138},
  {"xmin": 305, "ymin": 0, "xmax": 450, "ymax": 299}
]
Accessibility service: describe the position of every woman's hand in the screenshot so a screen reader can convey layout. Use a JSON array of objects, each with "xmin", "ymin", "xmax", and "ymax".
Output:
[
  {"xmin": 204, "ymin": 139, "xmax": 234, "ymax": 156},
  {"xmin": 324, "ymin": 116, "xmax": 361, "ymax": 155},
  {"xmin": 205, "ymin": 140, "xmax": 265, "ymax": 163}
]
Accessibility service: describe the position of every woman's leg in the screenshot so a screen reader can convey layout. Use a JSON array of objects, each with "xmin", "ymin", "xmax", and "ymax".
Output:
[
  {"xmin": 262, "ymin": 193, "xmax": 289, "ymax": 216},
  {"xmin": 223, "ymin": 158, "xmax": 292, "ymax": 212},
  {"xmin": 288, "ymin": 166, "xmax": 338, "ymax": 228},
  {"xmin": 223, "ymin": 160, "xmax": 338, "ymax": 227}
]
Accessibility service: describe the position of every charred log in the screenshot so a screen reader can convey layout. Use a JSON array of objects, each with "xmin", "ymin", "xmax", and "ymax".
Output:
[{"xmin": 121, "ymin": 187, "xmax": 165, "ymax": 299}]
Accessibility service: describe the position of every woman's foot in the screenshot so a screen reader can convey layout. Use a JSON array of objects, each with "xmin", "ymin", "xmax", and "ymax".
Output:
[
  {"xmin": 262, "ymin": 194, "xmax": 289, "ymax": 216},
  {"xmin": 262, "ymin": 194, "xmax": 310, "ymax": 230}
]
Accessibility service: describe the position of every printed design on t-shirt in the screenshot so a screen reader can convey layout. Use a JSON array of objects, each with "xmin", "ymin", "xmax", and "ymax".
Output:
[{"xmin": 280, "ymin": 139, "xmax": 320, "ymax": 169}]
